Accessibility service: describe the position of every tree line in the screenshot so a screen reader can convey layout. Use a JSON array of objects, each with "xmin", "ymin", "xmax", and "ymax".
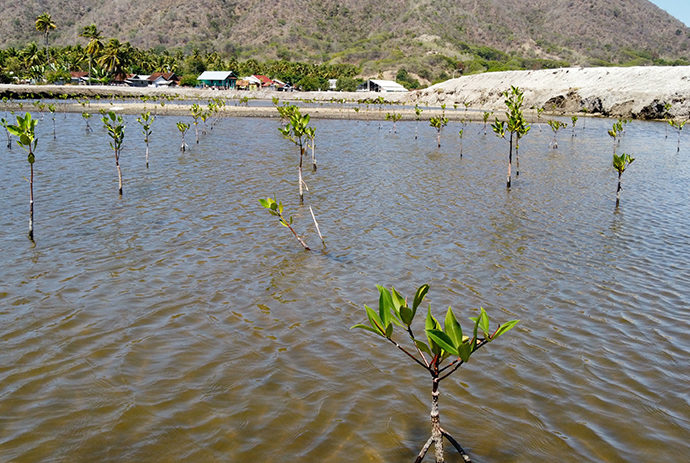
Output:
[{"xmin": 0, "ymin": 15, "xmax": 360, "ymax": 90}]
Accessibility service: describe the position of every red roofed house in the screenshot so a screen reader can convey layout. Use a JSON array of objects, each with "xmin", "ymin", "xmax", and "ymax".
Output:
[{"xmin": 253, "ymin": 75, "xmax": 274, "ymax": 89}]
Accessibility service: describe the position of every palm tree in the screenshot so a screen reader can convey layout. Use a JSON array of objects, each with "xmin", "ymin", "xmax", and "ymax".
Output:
[
  {"xmin": 35, "ymin": 13, "xmax": 57, "ymax": 61},
  {"xmin": 79, "ymin": 24, "xmax": 103, "ymax": 85},
  {"xmin": 98, "ymin": 39, "xmax": 130, "ymax": 80}
]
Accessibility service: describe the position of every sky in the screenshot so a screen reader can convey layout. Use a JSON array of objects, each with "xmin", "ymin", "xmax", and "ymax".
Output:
[{"xmin": 649, "ymin": 0, "xmax": 690, "ymax": 26}]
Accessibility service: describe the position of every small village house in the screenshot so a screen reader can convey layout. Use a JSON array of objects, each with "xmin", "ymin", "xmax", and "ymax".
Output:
[{"xmin": 197, "ymin": 71, "xmax": 237, "ymax": 89}]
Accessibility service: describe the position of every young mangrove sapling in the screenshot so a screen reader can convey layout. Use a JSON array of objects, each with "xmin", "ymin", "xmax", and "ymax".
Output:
[
  {"xmin": 613, "ymin": 153, "xmax": 634, "ymax": 207},
  {"xmin": 607, "ymin": 120, "xmax": 623, "ymax": 154},
  {"xmin": 305, "ymin": 125, "xmax": 317, "ymax": 172},
  {"xmin": 1, "ymin": 117, "xmax": 12, "ymax": 149},
  {"xmin": 177, "ymin": 121, "xmax": 190, "ymax": 152},
  {"xmin": 481, "ymin": 110, "xmax": 492, "ymax": 135},
  {"xmin": 101, "ymin": 111, "xmax": 125, "ymax": 196},
  {"xmin": 136, "ymin": 111, "xmax": 154, "ymax": 168},
  {"xmin": 190, "ymin": 103, "xmax": 202, "ymax": 144},
  {"xmin": 571, "ymin": 115, "xmax": 578, "ymax": 137},
  {"xmin": 414, "ymin": 104, "xmax": 423, "ymax": 139},
  {"xmin": 668, "ymin": 119, "xmax": 686, "ymax": 152},
  {"xmin": 258, "ymin": 197, "xmax": 310, "ymax": 250},
  {"xmin": 279, "ymin": 105, "xmax": 313, "ymax": 204},
  {"xmin": 429, "ymin": 115, "xmax": 448, "ymax": 149},
  {"xmin": 47, "ymin": 103, "xmax": 56, "ymax": 140},
  {"xmin": 7, "ymin": 113, "xmax": 38, "ymax": 241},
  {"xmin": 386, "ymin": 112, "xmax": 402, "ymax": 133},
  {"xmin": 547, "ymin": 120, "xmax": 567, "ymax": 149},
  {"xmin": 81, "ymin": 112, "xmax": 93, "ymax": 133},
  {"xmin": 352, "ymin": 284, "xmax": 519, "ymax": 463}
]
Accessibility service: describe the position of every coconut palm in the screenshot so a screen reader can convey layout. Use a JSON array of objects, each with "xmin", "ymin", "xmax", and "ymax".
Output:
[
  {"xmin": 35, "ymin": 13, "xmax": 57, "ymax": 60},
  {"xmin": 79, "ymin": 24, "xmax": 103, "ymax": 86},
  {"xmin": 98, "ymin": 39, "xmax": 131, "ymax": 80}
]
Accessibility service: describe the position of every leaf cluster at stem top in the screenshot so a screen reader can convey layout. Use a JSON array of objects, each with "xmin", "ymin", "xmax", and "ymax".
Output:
[
  {"xmin": 613, "ymin": 152, "xmax": 634, "ymax": 174},
  {"xmin": 7, "ymin": 112, "xmax": 38, "ymax": 162},
  {"xmin": 352, "ymin": 284, "xmax": 519, "ymax": 377},
  {"xmin": 101, "ymin": 110, "xmax": 125, "ymax": 151},
  {"xmin": 279, "ymin": 104, "xmax": 312, "ymax": 147}
]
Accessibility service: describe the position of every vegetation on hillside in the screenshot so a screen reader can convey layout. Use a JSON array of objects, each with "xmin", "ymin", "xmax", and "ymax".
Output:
[{"xmin": 1, "ymin": 0, "xmax": 689, "ymax": 87}]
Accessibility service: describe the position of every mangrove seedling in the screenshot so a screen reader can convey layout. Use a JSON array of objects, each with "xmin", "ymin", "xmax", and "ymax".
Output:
[
  {"xmin": 514, "ymin": 113, "xmax": 530, "ymax": 178},
  {"xmin": 385, "ymin": 112, "xmax": 402, "ymax": 133},
  {"xmin": 429, "ymin": 116, "xmax": 448, "ymax": 148},
  {"xmin": 7, "ymin": 113, "xmax": 38, "ymax": 241},
  {"xmin": 481, "ymin": 110, "xmax": 493, "ymax": 135},
  {"xmin": 547, "ymin": 120, "xmax": 567, "ymax": 149},
  {"xmin": 458, "ymin": 128, "xmax": 464, "ymax": 158},
  {"xmin": 607, "ymin": 120, "xmax": 624, "ymax": 153},
  {"xmin": 190, "ymin": 103, "xmax": 202, "ymax": 143},
  {"xmin": 47, "ymin": 103, "xmax": 56, "ymax": 140},
  {"xmin": 1, "ymin": 117, "xmax": 12, "ymax": 149},
  {"xmin": 259, "ymin": 196, "xmax": 310, "ymax": 250},
  {"xmin": 305, "ymin": 125, "xmax": 317, "ymax": 172},
  {"xmin": 571, "ymin": 116, "xmax": 578, "ymax": 137},
  {"xmin": 613, "ymin": 153, "xmax": 634, "ymax": 207},
  {"xmin": 136, "ymin": 111, "xmax": 155, "ymax": 168},
  {"xmin": 668, "ymin": 119, "xmax": 686, "ymax": 152},
  {"xmin": 176, "ymin": 121, "xmax": 190, "ymax": 152},
  {"xmin": 81, "ymin": 112, "xmax": 93, "ymax": 133},
  {"xmin": 279, "ymin": 104, "xmax": 313, "ymax": 204},
  {"xmin": 664, "ymin": 103, "xmax": 673, "ymax": 138},
  {"xmin": 414, "ymin": 104, "xmax": 423, "ymax": 140},
  {"xmin": 101, "ymin": 111, "xmax": 125, "ymax": 196},
  {"xmin": 352, "ymin": 284, "xmax": 519, "ymax": 463}
]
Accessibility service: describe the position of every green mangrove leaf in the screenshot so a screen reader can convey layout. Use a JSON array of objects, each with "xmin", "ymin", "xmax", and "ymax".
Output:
[
  {"xmin": 426, "ymin": 329, "xmax": 459, "ymax": 356},
  {"xmin": 413, "ymin": 284, "xmax": 429, "ymax": 311},
  {"xmin": 494, "ymin": 319, "xmax": 520, "ymax": 339},
  {"xmin": 415, "ymin": 339, "xmax": 432, "ymax": 355},
  {"xmin": 444, "ymin": 307, "xmax": 463, "ymax": 347},
  {"xmin": 364, "ymin": 305, "xmax": 384, "ymax": 335},
  {"xmin": 351, "ymin": 324, "xmax": 381, "ymax": 335}
]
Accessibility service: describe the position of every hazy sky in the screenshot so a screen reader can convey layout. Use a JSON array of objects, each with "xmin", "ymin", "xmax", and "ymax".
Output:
[{"xmin": 649, "ymin": 0, "xmax": 690, "ymax": 26}]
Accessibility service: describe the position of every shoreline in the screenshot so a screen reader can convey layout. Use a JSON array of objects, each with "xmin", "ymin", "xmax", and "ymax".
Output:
[{"xmin": 2, "ymin": 66, "xmax": 689, "ymax": 121}]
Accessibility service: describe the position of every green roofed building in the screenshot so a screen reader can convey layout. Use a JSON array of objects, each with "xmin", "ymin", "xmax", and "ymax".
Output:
[{"xmin": 197, "ymin": 71, "xmax": 237, "ymax": 89}]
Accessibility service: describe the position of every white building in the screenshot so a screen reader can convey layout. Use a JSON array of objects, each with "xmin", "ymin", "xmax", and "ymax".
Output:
[{"xmin": 357, "ymin": 79, "xmax": 408, "ymax": 92}]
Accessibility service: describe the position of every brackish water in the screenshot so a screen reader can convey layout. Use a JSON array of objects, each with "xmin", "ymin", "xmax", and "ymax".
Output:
[{"xmin": 1, "ymin": 112, "xmax": 688, "ymax": 462}]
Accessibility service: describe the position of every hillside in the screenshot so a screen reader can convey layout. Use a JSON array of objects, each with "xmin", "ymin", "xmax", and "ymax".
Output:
[{"xmin": 2, "ymin": 0, "xmax": 689, "ymax": 78}]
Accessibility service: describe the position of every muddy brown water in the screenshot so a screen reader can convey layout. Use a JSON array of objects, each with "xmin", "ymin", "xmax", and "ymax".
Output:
[{"xmin": 1, "ymin": 112, "xmax": 688, "ymax": 462}]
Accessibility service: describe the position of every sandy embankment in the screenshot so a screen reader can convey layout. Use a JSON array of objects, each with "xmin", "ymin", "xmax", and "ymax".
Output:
[
  {"xmin": 1, "ymin": 66, "xmax": 689, "ymax": 121},
  {"xmin": 406, "ymin": 66, "xmax": 690, "ymax": 120}
]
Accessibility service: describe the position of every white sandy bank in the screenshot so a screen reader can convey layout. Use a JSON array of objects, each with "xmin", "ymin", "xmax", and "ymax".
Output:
[{"xmin": 406, "ymin": 66, "xmax": 690, "ymax": 119}]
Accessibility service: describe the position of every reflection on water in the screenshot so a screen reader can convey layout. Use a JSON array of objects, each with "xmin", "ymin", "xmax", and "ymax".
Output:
[{"xmin": 1, "ymin": 113, "xmax": 689, "ymax": 462}]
